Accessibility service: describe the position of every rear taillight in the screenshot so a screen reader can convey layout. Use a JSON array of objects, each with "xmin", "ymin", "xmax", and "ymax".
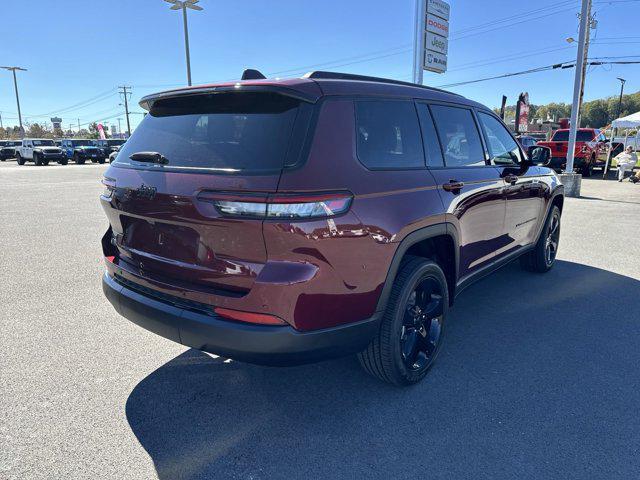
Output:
[
  {"xmin": 198, "ymin": 191, "xmax": 353, "ymax": 220},
  {"xmin": 101, "ymin": 177, "xmax": 116, "ymax": 199}
]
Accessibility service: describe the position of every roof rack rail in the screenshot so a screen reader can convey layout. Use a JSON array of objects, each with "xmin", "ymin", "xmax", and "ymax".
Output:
[{"xmin": 302, "ymin": 71, "xmax": 462, "ymax": 96}]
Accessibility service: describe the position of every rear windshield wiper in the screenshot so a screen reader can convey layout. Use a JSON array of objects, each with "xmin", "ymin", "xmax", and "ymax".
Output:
[{"xmin": 129, "ymin": 151, "xmax": 169, "ymax": 165}]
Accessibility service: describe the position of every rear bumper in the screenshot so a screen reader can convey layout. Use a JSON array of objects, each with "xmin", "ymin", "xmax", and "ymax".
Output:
[{"xmin": 102, "ymin": 272, "xmax": 379, "ymax": 366}]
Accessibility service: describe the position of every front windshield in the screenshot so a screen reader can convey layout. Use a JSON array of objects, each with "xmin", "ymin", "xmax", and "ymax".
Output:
[
  {"xmin": 107, "ymin": 140, "xmax": 125, "ymax": 146},
  {"xmin": 552, "ymin": 130, "xmax": 594, "ymax": 142},
  {"xmin": 33, "ymin": 140, "xmax": 55, "ymax": 146},
  {"xmin": 72, "ymin": 140, "xmax": 93, "ymax": 146}
]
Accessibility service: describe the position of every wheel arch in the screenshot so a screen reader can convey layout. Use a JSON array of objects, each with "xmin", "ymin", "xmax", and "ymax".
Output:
[{"xmin": 375, "ymin": 223, "xmax": 459, "ymax": 313}]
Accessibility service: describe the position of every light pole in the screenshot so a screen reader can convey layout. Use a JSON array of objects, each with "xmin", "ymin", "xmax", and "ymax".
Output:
[
  {"xmin": 615, "ymin": 77, "xmax": 626, "ymax": 119},
  {"xmin": 164, "ymin": 0, "xmax": 203, "ymax": 86},
  {"xmin": 1, "ymin": 66, "xmax": 27, "ymax": 135}
]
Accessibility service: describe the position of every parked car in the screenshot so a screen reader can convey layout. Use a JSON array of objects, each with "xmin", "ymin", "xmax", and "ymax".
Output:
[
  {"xmin": 94, "ymin": 139, "xmax": 126, "ymax": 158},
  {"xmin": 100, "ymin": 71, "xmax": 563, "ymax": 386},
  {"xmin": 60, "ymin": 139, "xmax": 106, "ymax": 164},
  {"xmin": 516, "ymin": 135, "xmax": 538, "ymax": 149},
  {"xmin": 0, "ymin": 140, "xmax": 21, "ymax": 161},
  {"xmin": 537, "ymin": 128, "xmax": 609, "ymax": 176},
  {"xmin": 108, "ymin": 145, "xmax": 123, "ymax": 163},
  {"xmin": 16, "ymin": 138, "xmax": 66, "ymax": 165}
]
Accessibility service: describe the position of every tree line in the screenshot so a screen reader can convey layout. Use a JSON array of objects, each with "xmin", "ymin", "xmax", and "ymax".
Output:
[
  {"xmin": 0, "ymin": 121, "xmax": 105, "ymax": 140},
  {"xmin": 497, "ymin": 90, "xmax": 639, "ymax": 129}
]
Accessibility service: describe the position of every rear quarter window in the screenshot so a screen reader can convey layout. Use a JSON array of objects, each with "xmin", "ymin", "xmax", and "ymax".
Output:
[{"xmin": 355, "ymin": 100, "xmax": 424, "ymax": 169}]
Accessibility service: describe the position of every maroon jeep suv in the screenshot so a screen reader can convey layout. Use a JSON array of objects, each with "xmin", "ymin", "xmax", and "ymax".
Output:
[{"xmin": 101, "ymin": 71, "xmax": 563, "ymax": 385}]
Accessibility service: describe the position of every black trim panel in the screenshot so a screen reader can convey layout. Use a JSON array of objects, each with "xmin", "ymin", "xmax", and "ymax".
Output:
[{"xmin": 103, "ymin": 273, "xmax": 379, "ymax": 366}]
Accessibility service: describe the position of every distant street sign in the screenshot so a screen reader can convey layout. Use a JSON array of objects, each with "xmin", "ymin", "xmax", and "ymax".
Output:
[
  {"xmin": 425, "ymin": 31, "xmax": 448, "ymax": 55},
  {"xmin": 427, "ymin": 0, "xmax": 450, "ymax": 20},
  {"xmin": 424, "ymin": 50, "xmax": 448, "ymax": 73}
]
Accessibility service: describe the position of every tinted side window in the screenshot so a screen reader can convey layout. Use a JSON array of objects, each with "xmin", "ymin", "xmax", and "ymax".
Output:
[
  {"xmin": 430, "ymin": 105, "xmax": 485, "ymax": 167},
  {"xmin": 355, "ymin": 100, "xmax": 424, "ymax": 169},
  {"xmin": 478, "ymin": 112, "xmax": 521, "ymax": 166},
  {"xmin": 416, "ymin": 104, "xmax": 444, "ymax": 167}
]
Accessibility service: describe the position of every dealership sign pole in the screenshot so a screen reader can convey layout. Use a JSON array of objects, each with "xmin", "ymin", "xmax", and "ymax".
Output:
[{"xmin": 412, "ymin": 0, "xmax": 427, "ymax": 84}]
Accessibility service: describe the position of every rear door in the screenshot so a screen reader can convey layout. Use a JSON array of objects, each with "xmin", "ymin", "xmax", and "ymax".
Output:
[
  {"xmin": 421, "ymin": 103, "xmax": 506, "ymax": 279},
  {"xmin": 103, "ymin": 91, "xmax": 312, "ymax": 298}
]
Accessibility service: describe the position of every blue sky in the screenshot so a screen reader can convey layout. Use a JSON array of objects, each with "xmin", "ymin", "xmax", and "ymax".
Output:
[{"xmin": 1, "ymin": 0, "xmax": 639, "ymax": 132}]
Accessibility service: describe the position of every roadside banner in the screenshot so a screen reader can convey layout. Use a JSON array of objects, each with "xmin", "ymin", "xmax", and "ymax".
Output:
[{"xmin": 97, "ymin": 123, "xmax": 106, "ymax": 140}]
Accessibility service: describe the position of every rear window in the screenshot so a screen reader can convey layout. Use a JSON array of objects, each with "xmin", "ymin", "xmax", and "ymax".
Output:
[
  {"xmin": 552, "ymin": 130, "xmax": 594, "ymax": 142},
  {"xmin": 115, "ymin": 92, "xmax": 301, "ymax": 173}
]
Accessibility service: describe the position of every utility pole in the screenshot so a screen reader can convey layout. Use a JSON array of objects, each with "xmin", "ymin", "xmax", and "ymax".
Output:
[
  {"xmin": 615, "ymin": 77, "xmax": 626, "ymax": 119},
  {"xmin": 118, "ymin": 86, "xmax": 132, "ymax": 137},
  {"xmin": 117, "ymin": 118, "xmax": 122, "ymax": 137},
  {"xmin": 1, "ymin": 66, "xmax": 27, "ymax": 135},
  {"xmin": 0, "ymin": 112, "xmax": 3, "ymax": 129},
  {"xmin": 565, "ymin": 0, "xmax": 592, "ymax": 179},
  {"xmin": 78, "ymin": 118, "xmax": 81, "ymax": 132}
]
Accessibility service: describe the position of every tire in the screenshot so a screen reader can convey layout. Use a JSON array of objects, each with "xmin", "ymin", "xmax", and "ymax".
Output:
[
  {"xmin": 358, "ymin": 256, "xmax": 448, "ymax": 386},
  {"xmin": 16, "ymin": 153, "xmax": 25, "ymax": 165},
  {"xmin": 59, "ymin": 157, "xmax": 68, "ymax": 165},
  {"xmin": 33, "ymin": 152, "xmax": 42, "ymax": 166},
  {"xmin": 98, "ymin": 158, "xmax": 105, "ymax": 164},
  {"xmin": 520, "ymin": 205, "xmax": 561, "ymax": 273},
  {"xmin": 74, "ymin": 153, "xmax": 84, "ymax": 165}
]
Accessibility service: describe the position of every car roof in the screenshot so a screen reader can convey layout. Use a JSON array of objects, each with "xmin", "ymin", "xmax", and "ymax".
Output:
[{"xmin": 139, "ymin": 71, "xmax": 487, "ymax": 112}]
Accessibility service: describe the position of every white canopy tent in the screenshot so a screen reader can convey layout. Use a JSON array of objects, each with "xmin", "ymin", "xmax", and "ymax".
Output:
[{"xmin": 604, "ymin": 111, "xmax": 640, "ymax": 176}]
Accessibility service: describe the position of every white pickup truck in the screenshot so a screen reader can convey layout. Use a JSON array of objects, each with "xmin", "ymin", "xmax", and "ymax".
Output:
[{"xmin": 16, "ymin": 138, "xmax": 66, "ymax": 166}]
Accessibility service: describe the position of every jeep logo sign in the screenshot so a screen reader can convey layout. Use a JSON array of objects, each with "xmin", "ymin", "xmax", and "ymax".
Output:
[{"xmin": 425, "ymin": 31, "xmax": 448, "ymax": 55}]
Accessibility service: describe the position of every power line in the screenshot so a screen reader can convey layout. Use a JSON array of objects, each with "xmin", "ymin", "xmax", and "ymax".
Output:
[
  {"xmin": 437, "ymin": 57, "xmax": 640, "ymax": 89},
  {"xmin": 448, "ymin": 45, "xmax": 576, "ymax": 72},
  {"xmin": 26, "ymin": 88, "xmax": 117, "ymax": 118},
  {"xmin": 450, "ymin": 0, "xmax": 578, "ymax": 36}
]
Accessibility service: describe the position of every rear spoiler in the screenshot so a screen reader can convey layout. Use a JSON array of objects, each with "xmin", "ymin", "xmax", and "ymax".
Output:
[{"xmin": 139, "ymin": 84, "xmax": 319, "ymax": 111}]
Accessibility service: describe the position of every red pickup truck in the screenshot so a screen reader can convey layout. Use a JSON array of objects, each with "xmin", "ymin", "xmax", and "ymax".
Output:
[{"xmin": 538, "ymin": 128, "xmax": 609, "ymax": 176}]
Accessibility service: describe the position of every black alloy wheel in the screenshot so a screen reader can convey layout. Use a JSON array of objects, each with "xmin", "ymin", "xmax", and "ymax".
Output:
[
  {"xmin": 400, "ymin": 277, "xmax": 444, "ymax": 372},
  {"xmin": 358, "ymin": 256, "xmax": 448, "ymax": 386},
  {"xmin": 544, "ymin": 209, "xmax": 561, "ymax": 267},
  {"xmin": 520, "ymin": 205, "xmax": 561, "ymax": 273}
]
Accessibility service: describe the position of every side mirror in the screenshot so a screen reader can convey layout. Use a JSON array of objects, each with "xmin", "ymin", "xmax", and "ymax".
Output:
[{"xmin": 527, "ymin": 146, "xmax": 551, "ymax": 166}]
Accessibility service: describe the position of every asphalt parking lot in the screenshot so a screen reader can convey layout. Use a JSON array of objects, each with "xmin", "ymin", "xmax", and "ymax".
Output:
[{"xmin": 1, "ymin": 161, "xmax": 639, "ymax": 480}]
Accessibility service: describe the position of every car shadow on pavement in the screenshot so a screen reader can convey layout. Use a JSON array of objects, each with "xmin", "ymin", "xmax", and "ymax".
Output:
[{"xmin": 125, "ymin": 260, "xmax": 640, "ymax": 480}]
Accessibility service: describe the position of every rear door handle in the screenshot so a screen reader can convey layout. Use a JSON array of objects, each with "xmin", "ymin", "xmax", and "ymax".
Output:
[
  {"xmin": 442, "ymin": 180, "xmax": 464, "ymax": 192},
  {"xmin": 504, "ymin": 174, "xmax": 519, "ymax": 185}
]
